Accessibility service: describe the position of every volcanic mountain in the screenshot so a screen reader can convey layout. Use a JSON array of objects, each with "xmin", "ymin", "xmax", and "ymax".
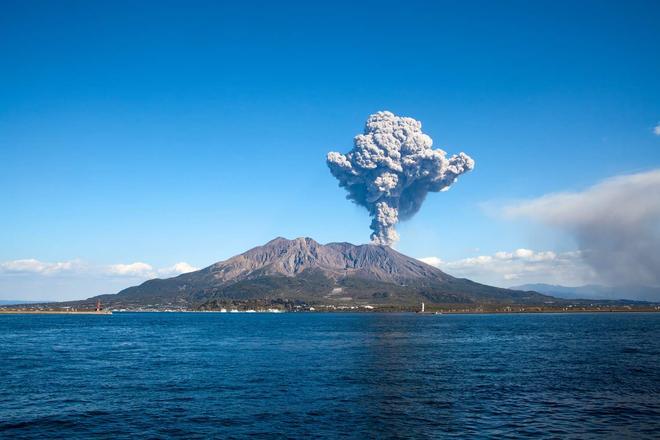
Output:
[{"xmin": 89, "ymin": 237, "xmax": 551, "ymax": 309}]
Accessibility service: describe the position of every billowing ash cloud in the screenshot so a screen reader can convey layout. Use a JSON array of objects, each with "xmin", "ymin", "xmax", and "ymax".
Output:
[
  {"xmin": 503, "ymin": 169, "xmax": 660, "ymax": 287},
  {"xmin": 327, "ymin": 111, "xmax": 475, "ymax": 246}
]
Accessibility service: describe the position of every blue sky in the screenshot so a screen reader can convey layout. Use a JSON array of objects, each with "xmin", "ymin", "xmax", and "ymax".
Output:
[{"xmin": 1, "ymin": 0, "xmax": 659, "ymax": 300}]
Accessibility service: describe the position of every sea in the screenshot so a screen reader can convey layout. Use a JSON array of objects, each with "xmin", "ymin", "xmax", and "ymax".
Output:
[{"xmin": 0, "ymin": 312, "xmax": 658, "ymax": 439}]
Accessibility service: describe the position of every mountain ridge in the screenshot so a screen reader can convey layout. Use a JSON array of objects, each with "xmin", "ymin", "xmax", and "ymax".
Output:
[{"xmin": 83, "ymin": 237, "xmax": 552, "ymax": 309}]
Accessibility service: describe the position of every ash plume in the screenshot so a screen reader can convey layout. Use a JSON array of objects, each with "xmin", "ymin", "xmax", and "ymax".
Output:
[
  {"xmin": 327, "ymin": 111, "xmax": 475, "ymax": 246},
  {"xmin": 503, "ymin": 169, "xmax": 660, "ymax": 287}
]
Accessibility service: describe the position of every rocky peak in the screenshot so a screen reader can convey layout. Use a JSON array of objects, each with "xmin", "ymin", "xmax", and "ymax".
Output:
[{"xmin": 203, "ymin": 237, "xmax": 448, "ymax": 284}]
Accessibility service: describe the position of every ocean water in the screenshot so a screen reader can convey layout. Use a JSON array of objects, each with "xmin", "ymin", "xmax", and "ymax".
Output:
[{"xmin": 0, "ymin": 313, "xmax": 658, "ymax": 439}]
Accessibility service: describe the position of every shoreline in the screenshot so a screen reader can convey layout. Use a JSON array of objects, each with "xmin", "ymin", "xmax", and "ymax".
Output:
[
  {"xmin": 0, "ymin": 310, "xmax": 112, "ymax": 315},
  {"xmin": 1, "ymin": 309, "xmax": 659, "ymax": 315}
]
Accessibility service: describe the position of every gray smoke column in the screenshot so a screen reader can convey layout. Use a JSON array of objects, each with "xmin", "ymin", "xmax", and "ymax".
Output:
[
  {"xmin": 327, "ymin": 111, "xmax": 475, "ymax": 246},
  {"xmin": 503, "ymin": 169, "xmax": 660, "ymax": 287}
]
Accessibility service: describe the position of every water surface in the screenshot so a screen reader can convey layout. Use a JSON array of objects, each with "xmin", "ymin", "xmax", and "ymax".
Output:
[{"xmin": 1, "ymin": 312, "xmax": 658, "ymax": 438}]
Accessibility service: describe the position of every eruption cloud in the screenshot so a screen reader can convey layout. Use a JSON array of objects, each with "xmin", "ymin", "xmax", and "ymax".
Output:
[{"xmin": 327, "ymin": 111, "xmax": 475, "ymax": 246}]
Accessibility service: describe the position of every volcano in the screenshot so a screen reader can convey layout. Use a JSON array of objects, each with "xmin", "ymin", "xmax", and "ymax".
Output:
[{"xmin": 87, "ymin": 237, "xmax": 551, "ymax": 309}]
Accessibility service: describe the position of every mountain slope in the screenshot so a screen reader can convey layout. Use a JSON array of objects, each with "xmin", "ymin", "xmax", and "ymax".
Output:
[{"xmin": 89, "ymin": 237, "xmax": 552, "ymax": 308}]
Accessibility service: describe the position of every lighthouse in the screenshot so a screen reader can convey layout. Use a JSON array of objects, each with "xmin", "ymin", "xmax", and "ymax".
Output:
[{"xmin": 421, "ymin": 302, "xmax": 425, "ymax": 313}]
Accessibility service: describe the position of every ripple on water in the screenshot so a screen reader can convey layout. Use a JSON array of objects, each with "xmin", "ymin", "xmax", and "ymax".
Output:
[{"xmin": 0, "ymin": 312, "xmax": 658, "ymax": 439}]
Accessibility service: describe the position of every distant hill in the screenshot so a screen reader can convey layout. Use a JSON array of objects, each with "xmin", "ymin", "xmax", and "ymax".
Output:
[
  {"xmin": 0, "ymin": 300, "xmax": 45, "ymax": 306},
  {"xmin": 510, "ymin": 283, "xmax": 660, "ymax": 302},
  {"xmin": 83, "ymin": 237, "xmax": 553, "ymax": 309}
]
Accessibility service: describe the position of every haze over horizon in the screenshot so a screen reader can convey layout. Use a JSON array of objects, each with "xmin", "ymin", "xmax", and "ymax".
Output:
[{"xmin": 2, "ymin": 1, "xmax": 659, "ymax": 301}]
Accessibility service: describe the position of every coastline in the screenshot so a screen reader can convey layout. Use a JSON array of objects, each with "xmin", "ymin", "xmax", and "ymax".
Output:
[
  {"xmin": 0, "ymin": 310, "xmax": 112, "ymax": 315},
  {"xmin": 1, "ymin": 308, "xmax": 659, "ymax": 315}
]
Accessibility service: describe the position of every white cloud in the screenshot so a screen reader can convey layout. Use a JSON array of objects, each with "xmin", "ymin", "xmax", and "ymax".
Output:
[
  {"xmin": 158, "ymin": 262, "xmax": 199, "ymax": 277},
  {"xmin": 419, "ymin": 249, "xmax": 597, "ymax": 287},
  {"xmin": 1, "ymin": 258, "xmax": 199, "ymax": 280},
  {"xmin": 418, "ymin": 256, "xmax": 443, "ymax": 267},
  {"xmin": 0, "ymin": 259, "xmax": 83, "ymax": 275},
  {"xmin": 107, "ymin": 261, "xmax": 200, "ymax": 278},
  {"xmin": 106, "ymin": 262, "xmax": 154, "ymax": 277},
  {"xmin": 654, "ymin": 123, "xmax": 660, "ymax": 136},
  {"xmin": 502, "ymin": 169, "xmax": 660, "ymax": 286},
  {"xmin": 0, "ymin": 258, "xmax": 202, "ymax": 301}
]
